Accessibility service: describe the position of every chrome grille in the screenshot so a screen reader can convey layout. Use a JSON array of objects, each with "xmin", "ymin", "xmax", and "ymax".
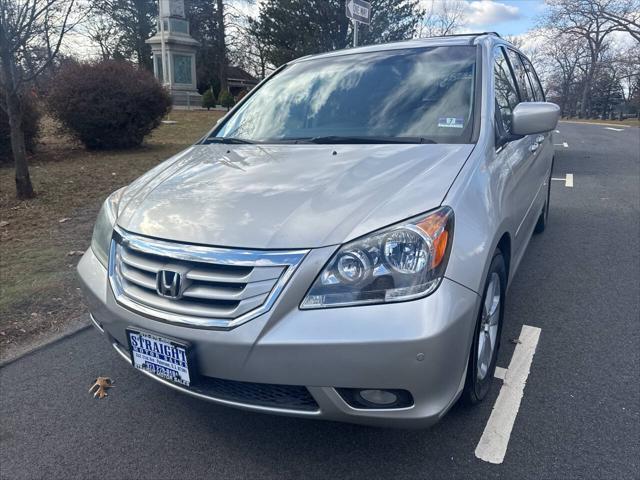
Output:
[{"xmin": 109, "ymin": 227, "xmax": 308, "ymax": 329}]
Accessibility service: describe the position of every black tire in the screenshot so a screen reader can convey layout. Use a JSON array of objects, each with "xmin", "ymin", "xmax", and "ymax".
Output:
[
  {"xmin": 462, "ymin": 249, "xmax": 507, "ymax": 405},
  {"xmin": 534, "ymin": 159, "xmax": 554, "ymax": 234}
]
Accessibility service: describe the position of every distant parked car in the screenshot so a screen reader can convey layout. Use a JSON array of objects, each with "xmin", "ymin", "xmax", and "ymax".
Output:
[{"xmin": 78, "ymin": 33, "xmax": 559, "ymax": 428}]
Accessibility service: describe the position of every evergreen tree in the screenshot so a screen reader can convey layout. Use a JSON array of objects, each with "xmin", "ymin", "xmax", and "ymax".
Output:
[
  {"xmin": 359, "ymin": 0, "xmax": 423, "ymax": 46},
  {"xmin": 255, "ymin": 0, "xmax": 422, "ymax": 67},
  {"xmin": 186, "ymin": 0, "xmax": 231, "ymax": 94},
  {"xmin": 202, "ymin": 88, "xmax": 217, "ymax": 110},
  {"xmin": 219, "ymin": 90, "xmax": 235, "ymax": 110},
  {"xmin": 187, "ymin": 0, "xmax": 221, "ymax": 93}
]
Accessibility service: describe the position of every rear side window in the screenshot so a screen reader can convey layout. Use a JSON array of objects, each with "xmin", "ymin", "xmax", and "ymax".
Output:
[
  {"xmin": 506, "ymin": 49, "xmax": 532, "ymax": 102},
  {"xmin": 494, "ymin": 47, "xmax": 519, "ymax": 133},
  {"xmin": 520, "ymin": 55, "xmax": 545, "ymax": 101}
]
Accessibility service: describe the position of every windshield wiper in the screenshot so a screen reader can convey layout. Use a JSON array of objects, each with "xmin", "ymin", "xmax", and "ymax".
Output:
[
  {"xmin": 278, "ymin": 136, "xmax": 436, "ymax": 145},
  {"xmin": 203, "ymin": 136, "xmax": 256, "ymax": 145}
]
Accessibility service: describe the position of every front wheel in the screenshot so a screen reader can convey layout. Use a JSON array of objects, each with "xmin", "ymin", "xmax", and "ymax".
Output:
[{"xmin": 462, "ymin": 249, "xmax": 507, "ymax": 404}]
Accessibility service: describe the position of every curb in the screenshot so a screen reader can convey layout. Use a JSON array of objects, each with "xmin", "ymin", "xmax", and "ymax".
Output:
[
  {"xmin": 0, "ymin": 320, "xmax": 91, "ymax": 368},
  {"xmin": 559, "ymin": 120, "xmax": 634, "ymax": 128}
]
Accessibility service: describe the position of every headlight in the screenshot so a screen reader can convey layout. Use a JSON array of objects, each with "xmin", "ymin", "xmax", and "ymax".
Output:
[
  {"xmin": 91, "ymin": 189, "xmax": 125, "ymax": 267},
  {"xmin": 300, "ymin": 207, "xmax": 454, "ymax": 309}
]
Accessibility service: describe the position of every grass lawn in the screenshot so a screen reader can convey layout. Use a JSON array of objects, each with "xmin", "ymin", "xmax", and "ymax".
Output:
[
  {"xmin": 559, "ymin": 117, "xmax": 640, "ymax": 127},
  {"xmin": 0, "ymin": 109, "xmax": 223, "ymax": 361}
]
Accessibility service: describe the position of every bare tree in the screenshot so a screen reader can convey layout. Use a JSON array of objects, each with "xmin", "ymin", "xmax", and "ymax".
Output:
[
  {"xmin": 81, "ymin": 11, "xmax": 126, "ymax": 60},
  {"xmin": 545, "ymin": 0, "xmax": 627, "ymax": 118},
  {"xmin": 187, "ymin": 0, "xmax": 255, "ymax": 92},
  {"xmin": 617, "ymin": 46, "xmax": 640, "ymax": 113},
  {"xmin": 418, "ymin": 0, "xmax": 466, "ymax": 37},
  {"xmin": 93, "ymin": 0, "xmax": 156, "ymax": 70},
  {"xmin": 225, "ymin": 3, "xmax": 271, "ymax": 81},
  {"xmin": 594, "ymin": 0, "xmax": 640, "ymax": 42},
  {"xmin": 0, "ymin": 0, "xmax": 76, "ymax": 199},
  {"xmin": 546, "ymin": 35, "xmax": 589, "ymax": 116},
  {"xmin": 230, "ymin": 19, "xmax": 270, "ymax": 80}
]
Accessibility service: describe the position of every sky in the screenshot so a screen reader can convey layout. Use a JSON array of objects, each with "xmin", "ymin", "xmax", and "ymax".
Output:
[
  {"xmin": 242, "ymin": 0, "xmax": 548, "ymax": 37},
  {"xmin": 70, "ymin": 0, "xmax": 550, "ymax": 60},
  {"xmin": 70, "ymin": 0, "xmax": 634, "ymax": 61},
  {"xmin": 452, "ymin": 0, "xmax": 547, "ymax": 36}
]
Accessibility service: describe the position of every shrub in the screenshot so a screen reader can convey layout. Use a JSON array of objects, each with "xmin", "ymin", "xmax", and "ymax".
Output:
[
  {"xmin": 202, "ymin": 88, "xmax": 216, "ymax": 110},
  {"xmin": 219, "ymin": 90, "xmax": 235, "ymax": 111},
  {"xmin": 0, "ymin": 90, "xmax": 41, "ymax": 165},
  {"xmin": 47, "ymin": 60, "xmax": 171, "ymax": 150}
]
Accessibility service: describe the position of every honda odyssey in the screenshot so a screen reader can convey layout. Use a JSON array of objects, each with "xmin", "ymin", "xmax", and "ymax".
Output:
[{"xmin": 78, "ymin": 33, "xmax": 559, "ymax": 427}]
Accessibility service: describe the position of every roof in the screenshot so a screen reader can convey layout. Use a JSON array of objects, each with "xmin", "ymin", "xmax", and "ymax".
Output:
[
  {"xmin": 291, "ymin": 33, "xmax": 509, "ymax": 64},
  {"xmin": 227, "ymin": 66, "xmax": 258, "ymax": 84}
]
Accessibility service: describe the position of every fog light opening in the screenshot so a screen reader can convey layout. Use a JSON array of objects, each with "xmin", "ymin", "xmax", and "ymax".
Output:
[
  {"xmin": 336, "ymin": 387, "xmax": 414, "ymax": 409},
  {"xmin": 359, "ymin": 389, "xmax": 398, "ymax": 406}
]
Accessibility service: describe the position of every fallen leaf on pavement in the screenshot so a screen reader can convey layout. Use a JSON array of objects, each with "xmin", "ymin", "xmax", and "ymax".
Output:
[{"xmin": 89, "ymin": 377, "xmax": 114, "ymax": 399}]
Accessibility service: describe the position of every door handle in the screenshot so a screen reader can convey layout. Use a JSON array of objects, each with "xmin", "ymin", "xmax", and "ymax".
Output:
[
  {"xmin": 536, "ymin": 135, "xmax": 545, "ymax": 143},
  {"xmin": 529, "ymin": 143, "xmax": 539, "ymax": 153}
]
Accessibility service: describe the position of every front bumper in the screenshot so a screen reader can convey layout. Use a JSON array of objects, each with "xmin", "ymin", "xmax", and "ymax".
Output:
[{"xmin": 78, "ymin": 247, "xmax": 480, "ymax": 428}]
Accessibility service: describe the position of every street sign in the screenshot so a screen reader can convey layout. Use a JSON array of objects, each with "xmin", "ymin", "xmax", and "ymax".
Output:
[{"xmin": 346, "ymin": 0, "xmax": 371, "ymax": 25}]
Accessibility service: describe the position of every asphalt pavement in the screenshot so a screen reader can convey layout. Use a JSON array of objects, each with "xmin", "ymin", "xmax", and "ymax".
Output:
[{"xmin": 1, "ymin": 122, "xmax": 638, "ymax": 479}]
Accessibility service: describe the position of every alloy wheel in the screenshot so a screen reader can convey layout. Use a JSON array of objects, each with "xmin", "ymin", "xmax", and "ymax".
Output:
[{"xmin": 477, "ymin": 272, "xmax": 501, "ymax": 381}]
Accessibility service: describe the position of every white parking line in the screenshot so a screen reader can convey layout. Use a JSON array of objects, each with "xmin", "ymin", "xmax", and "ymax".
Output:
[
  {"xmin": 475, "ymin": 325, "xmax": 541, "ymax": 465},
  {"xmin": 605, "ymin": 127, "xmax": 624, "ymax": 132},
  {"xmin": 565, "ymin": 173, "xmax": 573, "ymax": 187},
  {"xmin": 551, "ymin": 173, "xmax": 574, "ymax": 187},
  {"xmin": 553, "ymin": 142, "xmax": 569, "ymax": 148}
]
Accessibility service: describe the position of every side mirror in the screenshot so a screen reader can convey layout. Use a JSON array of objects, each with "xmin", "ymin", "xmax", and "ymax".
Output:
[{"xmin": 512, "ymin": 102, "xmax": 560, "ymax": 136}]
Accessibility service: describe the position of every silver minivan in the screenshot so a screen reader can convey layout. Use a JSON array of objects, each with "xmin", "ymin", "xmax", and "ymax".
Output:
[{"xmin": 78, "ymin": 33, "xmax": 559, "ymax": 428}]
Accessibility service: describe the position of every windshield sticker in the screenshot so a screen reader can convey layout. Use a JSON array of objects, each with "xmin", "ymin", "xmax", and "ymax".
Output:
[{"xmin": 438, "ymin": 117, "xmax": 464, "ymax": 129}]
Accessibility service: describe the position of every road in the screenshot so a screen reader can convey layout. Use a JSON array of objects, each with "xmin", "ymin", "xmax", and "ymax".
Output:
[{"xmin": 1, "ymin": 122, "xmax": 639, "ymax": 479}]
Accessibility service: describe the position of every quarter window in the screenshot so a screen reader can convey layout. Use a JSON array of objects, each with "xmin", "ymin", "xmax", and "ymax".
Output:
[
  {"xmin": 494, "ymin": 47, "xmax": 519, "ymax": 133},
  {"xmin": 520, "ymin": 55, "xmax": 545, "ymax": 102}
]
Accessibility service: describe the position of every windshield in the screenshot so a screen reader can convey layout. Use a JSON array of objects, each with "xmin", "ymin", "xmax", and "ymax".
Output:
[{"xmin": 212, "ymin": 46, "xmax": 477, "ymax": 144}]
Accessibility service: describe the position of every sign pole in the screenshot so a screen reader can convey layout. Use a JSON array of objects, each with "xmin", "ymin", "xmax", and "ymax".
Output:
[
  {"xmin": 346, "ymin": 0, "xmax": 370, "ymax": 47},
  {"xmin": 353, "ymin": 20, "xmax": 358, "ymax": 47}
]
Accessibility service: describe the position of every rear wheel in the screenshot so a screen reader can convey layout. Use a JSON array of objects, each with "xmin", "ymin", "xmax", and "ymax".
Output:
[{"xmin": 462, "ymin": 249, "xmax": 506, "ymax": 405}]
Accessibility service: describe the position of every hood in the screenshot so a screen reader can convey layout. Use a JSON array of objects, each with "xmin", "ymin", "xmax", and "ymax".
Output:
[{"xmin": 117, "ymin": 143, "xmax": 473, "ymax": 249}]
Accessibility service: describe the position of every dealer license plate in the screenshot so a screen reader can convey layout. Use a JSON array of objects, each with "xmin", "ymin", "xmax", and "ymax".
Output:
[{"xmin": 127, "ymin": 330, "xmax": 193, "ymax": 387}]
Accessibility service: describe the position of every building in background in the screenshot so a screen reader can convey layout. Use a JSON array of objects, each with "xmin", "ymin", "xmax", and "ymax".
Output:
[
  {"xmin": 227, "ymin": 66, "xmax": 259, "ymax": 97},
  {"xmin": 146, "ymin": 0, "xmax": 201, "ymax": 106}
]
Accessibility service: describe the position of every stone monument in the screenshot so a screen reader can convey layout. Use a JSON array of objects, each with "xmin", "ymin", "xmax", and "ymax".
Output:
[{"xmin": 146, "ymin": 0, "xmax": 201, "ymax": 106}]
